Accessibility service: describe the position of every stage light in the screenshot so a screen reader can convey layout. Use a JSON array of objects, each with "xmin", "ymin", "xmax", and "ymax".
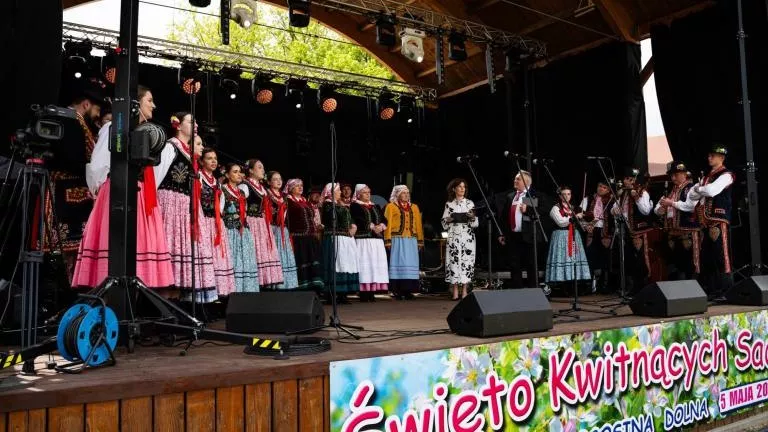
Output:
[
  {"xmin": 252, "ymin": 75, "xmax": 274, "ymax": 104},
  {"xmin": 287, "ymin": 0, "xmax": 311, "ymax": 28},
  {"xmin": 377, "ymin": 92, "xmax": 396, "ymax": 121},
  {"xmin": 232, "ymin": 0, "xmax": 258, "ymax": 28},
  {"xmin": 64, "ymin": 40, "xmax": 93, "ymax": 79},
  {"xmin": 285, "ymin": 78, "xmax": 307, "ymax": 109},
  {"xmin": 102, "ymin": 48, "xmax": 118, "ymax": 84},
  {"xmin": 189, "ymin": 0, "xmax": 211, "ymax": 7},
  {"xmin": 505, "ymin": 47, "xmax": 531, "ymax": 72},
  {"xmin": 219, "ymin": 67, "xmax": 242, "ymax": 100},
  {"xmin": 448, "ymin": 32, "xmax": 467, "ymax": 62},
  {"xmin": 398, "ymin": 96, "xmax": 415, "ymax": 124},
  {"xmin": 400, "ymin": 28, "xmax": 425, "ymax": 63},
  {"xmin": 376, "ymin": 15, "xmax": 396, "ymax": 47},
  {"xmin": 178, "ymin": 61, "xmax": 203, "ymax": 95},
  {"xmin": 317, "ymin": 85, "xmax": 338, "ymax": 114}
]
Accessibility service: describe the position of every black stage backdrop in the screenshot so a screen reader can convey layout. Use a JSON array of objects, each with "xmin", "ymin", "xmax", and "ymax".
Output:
[{"xmin": 651, "ymin": 1, "xmax": 768, "ymax": 264}]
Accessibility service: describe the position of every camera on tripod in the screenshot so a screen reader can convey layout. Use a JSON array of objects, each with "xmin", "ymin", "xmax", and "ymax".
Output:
[{"xmin": 12, "ymin": 105, "xmax": 82, "ymax": 160}]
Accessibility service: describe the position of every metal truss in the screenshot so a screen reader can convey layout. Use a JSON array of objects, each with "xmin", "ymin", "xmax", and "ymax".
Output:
[
  {"xmin": 62, "ymin": 22, "xmax": 437, "ymax": 100},
  {"xmin": 312, "ymin": 0, "xmax": 547, "ymax": 57}
]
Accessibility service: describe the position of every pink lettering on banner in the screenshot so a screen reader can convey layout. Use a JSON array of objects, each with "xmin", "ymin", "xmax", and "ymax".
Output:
[
  {"xmin": 713, "ymin": 328, "xmax": 728, "ymax": 372},
  {"xmin": 614, "ymin": 343, "xmax": 631, "ymax": 392},
  {"xmin": 479, "ymin": 372, "xmax": 507, "ymax": 430},
  {"xmin": 449, "ymin": 392, "xmax": 484, "ymax": 432},
  {"xmin": 752, "ymin": 340, "xmax": 765, "ymax": 371},
  {"xmin": 433, "ymin": 383, "xmax": 449, "ymax": 432},
  {"xmin": 549, "ymin": 349, "xmax": 577, "ymax": 412},
  {"xmin": 631, "ymin": 349, "xmax": 650, "ymax": 389},
  {"xmin": 385, "ymin": 408, "xmax": 433, "ymax": 432},
  {"xmin": 342, "ymin": 380, "xmax": 385, "ymax": 432},
  {"xmin": 700, "ymin": 339, "xmax": 713, "ymax": 375},
  {"xmin": 650, "ymin": 347, "xmax": 668, "ymax": 388},
  {"xmin": 603, "ymin": 342, "xmax": 615, "ymax": 394},
  {"xmin": 573, "ymin": 357, "xmax": 604, "ymax": 402},
  {"xmin": 666, "ymin": 343, "xmax": 684, "ymax": 387},
  {"xmin": 681, "ymin": 340, "xmax": 700, "ymax": 390},
  {"xmin": 506, "ymin": 376, "xmax": 535, "ymax": 422}
]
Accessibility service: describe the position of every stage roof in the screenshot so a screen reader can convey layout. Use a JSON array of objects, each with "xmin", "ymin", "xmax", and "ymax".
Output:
[{"xmin": 63, "ymin": 0, "xmax": 714, "ymax": 97}]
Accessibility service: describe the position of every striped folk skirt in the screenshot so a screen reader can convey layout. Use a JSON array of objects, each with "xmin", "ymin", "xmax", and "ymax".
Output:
[
  {"xmin": 545, "ymin": 229, "xmax": 591, "ymax": 282},
  {"xmin": 246, "ymin": 216, "xmax": 283, "ymax": 289},
  {"xmin": 322, "ymin": 235, "xmax": 360, "ymax": 293},
  {"xmin": 271, "ymin": 225, "xmax": 299, "ymax": 290},
  {"xmin": 226, "ymin": 226, "xmax": 260, "ymax": 293},
  {"xmin": 389, "ymin": 236, "xmax": 420, "ymax": 295}
]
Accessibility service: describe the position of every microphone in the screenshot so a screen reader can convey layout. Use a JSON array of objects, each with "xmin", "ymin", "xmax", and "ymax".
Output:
[
  {"xmin": 503, "ymin": 151, "xmax": 529, "ymax": 159},
  {"xmin": 456, "ymin": 155, "xmax": 478, "ymax": 163},
  {"xmin": 586, "ymin": 156, "xmax": 608, "ymax": 160},
  {"xmin": 532, "ymin": 158, "xmax": 554, "ymax": 165}
]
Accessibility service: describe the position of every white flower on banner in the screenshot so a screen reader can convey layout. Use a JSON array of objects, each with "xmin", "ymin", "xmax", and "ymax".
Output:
[
  {"xmin": 512, "ymin": 343, "xmax": 543, "ymax": 382},
  {"xmin": 643, "ymin": 387, "xmax": 669, "ymax": 418}
]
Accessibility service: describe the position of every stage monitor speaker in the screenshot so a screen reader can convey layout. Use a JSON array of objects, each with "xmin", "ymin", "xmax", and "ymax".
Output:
[
  {"xmin": 225, "ymin": 292, "xmax": 325, "ymax": 334},
  {"xmin": 447, "ymin": 288, "xmax": 553, "ymax": 338},
  {"xmin": 629, "ymin": 280, "xmax": 707, "ymax": 317},
  {"xmin": 726, "ymin": 275, "xmax": 768, "ymax": 306}
]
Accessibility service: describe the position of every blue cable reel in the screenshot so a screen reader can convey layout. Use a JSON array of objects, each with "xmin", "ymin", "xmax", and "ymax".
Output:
[{"xmin": 56, "ymin": 303, "xmax": 119, "ymax": 367}]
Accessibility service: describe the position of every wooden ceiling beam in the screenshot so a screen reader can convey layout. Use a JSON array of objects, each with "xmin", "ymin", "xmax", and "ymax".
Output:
[
  {"xmin": 468, "ymin": 0, "xmax": 502, "ymax": 14},
  {"xmin": 640, "ymin": 56, "xmax": 654, "ymax": 86},
  {"xmin": 637, "ymin": 1, "xmax": 716, "ymax": 37},
  {"xmin": 592, "ymin": 0, "xmax": 638, "ymax": 43}
]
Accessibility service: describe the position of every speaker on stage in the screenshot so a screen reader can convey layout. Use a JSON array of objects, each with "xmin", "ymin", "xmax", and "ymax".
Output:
[
  {"xmin": 225, "ymin": 292, "xmax": 325, "ymax": 334},
  {"xmin": 447, "ymin": 289, "xmax": 553, "ymax": 337},
  {"xmin": 726, "ymin": 275, "xmax": 768, "ymax": 306},
  {"xmin": 629, "ymin": 280, "xmax": 707, "ymax": 317}
]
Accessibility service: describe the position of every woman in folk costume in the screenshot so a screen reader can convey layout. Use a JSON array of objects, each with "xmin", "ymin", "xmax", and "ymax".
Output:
[
  {"xmin": 220, "ymin": 163, "xmax": 259, "ymax": 292},
  {"xmin": 266, "ymin": 171, "xmax": 299, "ymax": 289},
  {"xmin": 383, "ymin": 185, "xmax": 424, "ymax": 300},
  {"xmin": 73, "ymin": 85, "xmax": 174, "ymax": 291},
  {"xmin": 321, "ymin": 183, "xmax": 359, "ymax": 303},
  {"xmin": 243, "ymin": 160, "xmax": 283, "ymax": 290},
  {"xmin": 154, "ymin": 113, "xmax": 217, "ymax": 303},
  {"xmin": 199, "ymin": 147, "xmax": 235, "ymax": 297},
  {"xmin": 284, "ymin": 178, "xmax": 324, "ymax": 291},
  {"xmin": 350, "ymin": 184, "xmax": 388, "ymax": 302},
  {"xmin": 545, "ymin": 186, "xmax": 591, "ymax": 284},
  {"xmin": 441, "ymin": 179, "xmax": 478, "ymax": 300}
]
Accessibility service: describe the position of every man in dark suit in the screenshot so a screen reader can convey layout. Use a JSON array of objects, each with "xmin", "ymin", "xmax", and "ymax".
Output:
[{"xmin": 497, "ymin": 170, "xmax": 550, "ymax": 288}]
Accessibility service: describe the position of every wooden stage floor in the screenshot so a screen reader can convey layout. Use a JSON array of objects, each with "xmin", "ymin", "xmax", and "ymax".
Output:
[{"xmin": 1, "ymin": 292, "xmax": 765, "ymax": 413}]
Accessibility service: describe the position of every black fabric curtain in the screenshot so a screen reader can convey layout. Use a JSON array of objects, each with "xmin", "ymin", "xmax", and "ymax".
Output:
[{"xmin": 651, "ymin": 0, "xmax": 768, "ymax": 264}]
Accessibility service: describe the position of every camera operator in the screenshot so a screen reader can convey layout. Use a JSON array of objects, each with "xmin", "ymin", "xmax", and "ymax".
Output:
[{"xmin": 46, "ymin": 85, "xmax": 106, "ymax": 280}]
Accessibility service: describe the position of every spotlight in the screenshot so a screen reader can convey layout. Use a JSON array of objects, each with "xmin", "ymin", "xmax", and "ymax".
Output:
[
  {"xmin": 377, "ymin": 92, "xmax": 396, "ymax": 121},
  {"xmin": 219, "ymin": 67, "xmax": 242, "ymax": 100},
  {"xmin": 317, "ymin": 85, "xmax": 338, "ymax": 114},
  {"xmin": 287, "ymin": 0, "xmax": 311, "ymax": 28},
  {"xmin": 102, "ymin": 48, "xmax": 118, "ymax": 84},
  {"xmin": 505, "ymin": 47, "xmax": 531, "ymax": 72},
  {"xmin": 251, "ymin": 74, "xmax": 275, "ymax": 104},
  {"xmin": 398, "ymin": 96, "xmax": 415, "ymax": 124},
  {"xmin": 448, "ymin": 32, "xmax": 467, "ymax": 61},
  {"xmin": 189, "ymin": 0, "xmax": 211, "ymax": 7},
  {"xmin": 376, "ymin": 15, "xmax": 396, "ymax": 47},
  {"xmin": 178, "ymin": 61, "xmax": 203, "ymax": 95},
  {"xmin": 285, "ymin": 78, "xmax": 307, "ymax": 109},
  {"xmin": 400, "ymin": 28, "xmax": 425, "ymax": 63},
  {"xmin": 232, "ymin": 0, "xmax": 258, "ymax": 28},
  {"xmin": 64, "ymin": 40, "xmax": 93, "ymax": 79}
]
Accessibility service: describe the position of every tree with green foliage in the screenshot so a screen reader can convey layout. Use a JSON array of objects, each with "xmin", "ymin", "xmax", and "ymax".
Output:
[{"xmin": 167, "ymin": 3, "xmax": 395, "ymax": 80}]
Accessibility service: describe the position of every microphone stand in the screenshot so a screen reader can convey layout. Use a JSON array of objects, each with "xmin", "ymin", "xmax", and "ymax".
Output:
[
  {"xmin": 593, "ymin": 158, "xmax": 632, "ymax": 308},
  {"xmin": 462, "ymin": 158, "xmax": 504, "ymax": 289},
  {"xmin": 188, "ymin": 94, "xmax": 203, "ymax": 320},
  {"xmin": 539, "ymin": 161, "xmax": 614, "ymax": 318},
  {"xmin": 510, "ymin": 155, "xmax": 547, "ymax": 289}
]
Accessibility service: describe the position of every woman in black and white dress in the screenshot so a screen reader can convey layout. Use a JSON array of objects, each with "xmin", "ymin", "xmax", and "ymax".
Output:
[{"xmin": 441, "ymin": 179, "xmax": 478, "ymax": 300}]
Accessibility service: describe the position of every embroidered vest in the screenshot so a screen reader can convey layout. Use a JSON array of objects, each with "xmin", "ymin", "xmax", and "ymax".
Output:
[
  {"xmin": 697, "ymin": 167, "xmax": 734, "ymax": 225},
  {"xmin": 157, "ymin": 144, "xmax": 194, "ymax": 195}
]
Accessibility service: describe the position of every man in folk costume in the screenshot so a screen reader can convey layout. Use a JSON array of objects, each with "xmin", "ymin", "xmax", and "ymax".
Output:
[
  {"xmin": 675, "ymin": 146, "xmax": 735, "ymax": 297},
  {"xmin": 656, "ymin": 161, "xmax": 700, "ymax": 280},
  {"xmin": 611, "ymin": 167, "xmax": 654, "ymax": 294},
  {"xmin": 46, "ymin": 85, "xmax": 104, "ymax": 280},
  {"xmin": 498, "ymin": 170, "xmax": 546, "ymax": 288},
  {"xmin": 579, "ymin": 181, "xmax": 615, "ymax": 293}
]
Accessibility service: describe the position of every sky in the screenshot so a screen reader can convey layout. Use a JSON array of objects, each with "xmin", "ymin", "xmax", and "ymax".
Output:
[{"xmin": 64, "ymin": 0, "xmax": 667, "ymax": 138}]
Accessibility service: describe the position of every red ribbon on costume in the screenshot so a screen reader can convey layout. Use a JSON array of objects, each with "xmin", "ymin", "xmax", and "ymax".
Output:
[
  {"xmin": 201, "ymin": 170, "xmax": 223, "ymax": 250},
  {"xmin": 269, "ymin": 189, "xmax": 288, "ymax": 246},
  {"xmin": 143, "ymin": 166, "xmax": 158, "ymax": 216},
  {"xmin": 176, "ymin": 138, "xmax": 202, "ymax": 241},
  {"xmin": 246, "ymin": 178, "xmax": 274, "ymax": 248},
  {"xmin": 226, "ymin": 184, "xmax": 246, "ymax": 233},
  {"xmin": 560, "ymin": 203, "xmax": 575, "ymax": 257}
]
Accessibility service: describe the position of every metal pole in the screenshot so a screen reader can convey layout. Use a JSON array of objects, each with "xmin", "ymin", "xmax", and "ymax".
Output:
[{"xmin": 736, "ymin": 0, "xmax": 762, "ymax": 275}]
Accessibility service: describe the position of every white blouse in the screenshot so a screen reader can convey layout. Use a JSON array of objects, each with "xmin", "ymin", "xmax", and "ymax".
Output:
[{"xmin": 85, "ymin": 122, "xmax": 112, "ymax": 195}]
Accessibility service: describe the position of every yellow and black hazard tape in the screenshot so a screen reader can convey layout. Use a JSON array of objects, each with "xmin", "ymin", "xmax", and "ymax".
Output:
[
  {"xmin": 250, "ymin": 338, "xmax": 282, "ymax": 350},
  {"xmin": 0, "ymin": 352, "xmax": 24, "ymax": 369}
]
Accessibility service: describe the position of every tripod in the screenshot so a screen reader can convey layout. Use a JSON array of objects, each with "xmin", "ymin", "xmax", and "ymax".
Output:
[
  {"xmin": 289, "ymin": 121, "xmax": 362, "ymax": 339},
  {"xmin": 538, "ymin": 161, "xmax": 614, "ymax": 318},
  {"xmin": 462, "ymin": 158, "xmax": 504, "ymax": 290}
]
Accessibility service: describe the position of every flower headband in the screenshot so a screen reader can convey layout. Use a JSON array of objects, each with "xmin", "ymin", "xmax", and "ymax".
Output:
[{"xmin": 170, "ymin": 115, "xmax": 181, "ymax": 129}]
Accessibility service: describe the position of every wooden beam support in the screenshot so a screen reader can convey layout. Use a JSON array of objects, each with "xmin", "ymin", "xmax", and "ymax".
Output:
[
  {"xmin": 358, "ymin": 22, "xmax": 376, "ymax": 32},
  {"xmin": 640, "ymin": 56, "xmax": 654, "ymax": 86},
  {"xmin": 468, "ymin": 0, "xmax": 502, "ymax": 14},
  {"xmin": 638, "ymin": 1, "xmax": 716, "ymax": 37},
  {"xmin": 593, "ymin": 0, "xmax": 638, "ymax": 42},
  {"xmin": 516, "ymin": 9, "xmax": 573, "ymax": 36}
]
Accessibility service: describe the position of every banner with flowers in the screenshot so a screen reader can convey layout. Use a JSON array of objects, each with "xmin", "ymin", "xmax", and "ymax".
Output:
[{"xmin": 330, "ymin": 310, "xmax": 768, "ymax": 432}]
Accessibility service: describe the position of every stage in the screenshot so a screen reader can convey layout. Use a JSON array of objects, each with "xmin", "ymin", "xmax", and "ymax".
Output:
[{"xmin": 1, "ymin": 293, "xmax": 767, "ymax": 431}]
